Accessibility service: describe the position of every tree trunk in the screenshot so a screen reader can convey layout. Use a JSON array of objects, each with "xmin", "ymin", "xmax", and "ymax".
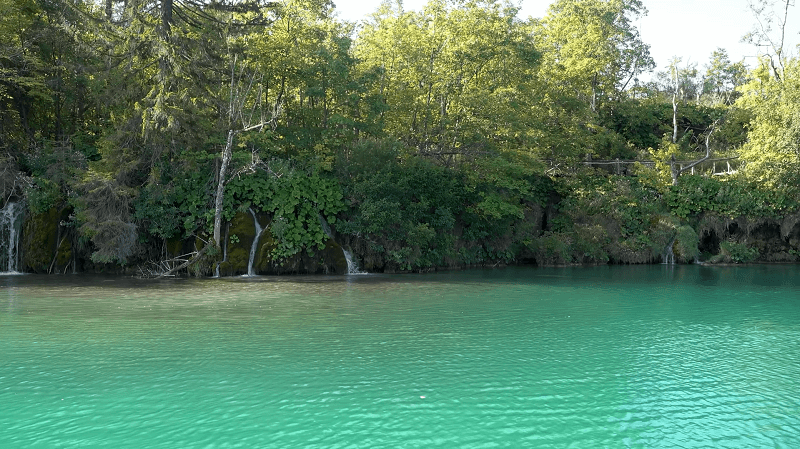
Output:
[
  {"xmin": 669, "ymin": 125, "xmax": 715, "ymax": 186},
  {"xmin": 669, "ymin": 157, "xmax": 680, "ymax": 186},
  {"xmin": 672, "ymin": 87, "xmax": 678, "ymax": 143},
  {"xmin": 213, "ymin": 129, "xmax": 235, "ymax": 247},
  {"xmin": 162, "ymin": 0, "xmax": 173, "ymax": 35}
]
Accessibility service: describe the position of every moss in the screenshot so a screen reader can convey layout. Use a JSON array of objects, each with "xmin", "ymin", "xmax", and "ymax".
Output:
[
  {"xmin": 55, "ymin": 239, "xmax": 72, "ymax": 269},
  {"xmin": 22, "ymin": 207, "xmax": 60, "ymax": 272},
  {"xmin": 709, "ymin": 240, "xmax": 759, "ymax": 264},
  {"xmin": 319, "ymin": 238, "xmax": 349, "ymax": 274},
  {"xmin": 253, "ymin": 230, "xmax": 277, "ymax": 274},
  {"xmin": 673, "ymin": 225, "xmax": 699, "ymax": 263},
  {"xmin": 217, "ymin": 211, "xmax": 257, "ymax": 276},
  {"xmin": 165, "ymin": 237, "xmax": 184, "ymax": 258}
]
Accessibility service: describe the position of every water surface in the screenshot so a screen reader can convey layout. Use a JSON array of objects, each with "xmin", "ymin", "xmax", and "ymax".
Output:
[{"xmin": 2, "ymin": 265, "xmax": 799, "ymax": 448}]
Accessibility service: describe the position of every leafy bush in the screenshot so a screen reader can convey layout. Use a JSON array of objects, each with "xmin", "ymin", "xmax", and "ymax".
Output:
[
  {"xmin": 665, "ymin": 174, "xmax": 796, "ymax": 220},
  {"xmin": 530, "ymin": 232, "xmax": 572, "ymax": 266},
  {"xmin": 225, "ymin": 164, "xmax": 345, "ymax": 259},
  {"xmin": 132, "ymin": 151, "xmax": 214, "ymax": 240},
  {"xmin": 673, "ymin": 225, "xmax": 699, "ymax": 263},
  {"xmin": 553, "ymin": 175, "xmax": 671, "ymax": 263},
  {"xmin": 25, "ymin": 178, "xmax": 62, "ymax": 215},
  {"xmin": 334, "ymin": 140, "xmax": 467, "ymax": 270},
  {"xmin": 332, "ymin": 139, "xmax": 555, "ymax": 270},
  {"xmin": 715, "ymin": 240, "xmax": 759, "ymax": 264}
]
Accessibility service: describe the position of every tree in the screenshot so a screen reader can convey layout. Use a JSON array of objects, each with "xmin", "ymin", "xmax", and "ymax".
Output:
[
  {"xmin": 357, "ymin": 0, "xmax": 552, "ymax": 157},
  {"xmin": 534, "ymin": 0, "xmax": 654, "ymax": 112},
  {"xmin": 703, "ymin": 48, "xmax": 748, "ymax": 105},
  {"xmin": 668, "ymin": 123, "xmax": 715, "ymax": 186},
  {"xmin": 737, "ymin": 57, "xmax": 800, "ymax": 191},
  {"xmin": 667, "ymin": 58, "xmax": 702, "ymax": 142},
  {"xmin": 743, "ymin": 0, "xmax": 795, "ymax": 81}
]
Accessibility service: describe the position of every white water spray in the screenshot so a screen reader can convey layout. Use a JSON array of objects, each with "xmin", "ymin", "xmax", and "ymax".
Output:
[
  {"xmin": 1, "ymin": 202, "xmax": 24, "ymax": 274},
  {"xmin": 247, "ymin": 208, "xmax": 266, "ymax": 276},
  {"xmin": 318, "ymin": 214, "xmax": 364, "ymax": 274},
  {"xmin": 342, "ymin": 248, "xmax": 363, "ymax": 274},
  {"xmin": 663, "ymin": 235, "xmax": 676, "ymax": 265}
]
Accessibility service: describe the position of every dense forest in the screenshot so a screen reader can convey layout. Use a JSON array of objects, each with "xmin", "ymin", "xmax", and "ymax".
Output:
[{"xmin": 2, "ymin": 0, "xmax": 800, "ymax": 275}]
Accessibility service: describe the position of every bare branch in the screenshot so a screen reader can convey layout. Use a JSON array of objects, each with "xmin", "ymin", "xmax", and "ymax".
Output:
[{"xmin": 670, "ymin": 121, "xmax": 718, "ymax": 185}]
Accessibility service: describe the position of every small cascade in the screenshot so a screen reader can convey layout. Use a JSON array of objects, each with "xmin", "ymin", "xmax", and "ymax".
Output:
[
  {"xmin": 342, "ymin": 248, "xmax": 363, "ymax": 275},
  {"xmin": 1, "ymin": 201, "xmax": 24, "ymax": 273},
  {"xmin": 663, "ymin": 235, "xmax": 676, "ymax": 265},
  {"xmin": 247, "ymin": 208, "xmax": 266, "ymax": 276},
  {"xmin": 318, "ymin": 214, "xmax": 364, "ymax": 275}
]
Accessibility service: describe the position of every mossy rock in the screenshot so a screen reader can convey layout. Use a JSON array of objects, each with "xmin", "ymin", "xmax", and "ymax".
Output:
[
  {"xmin": 253, "ymin": 230, "xmax": 278, "ymax": 274},
  {"xmin": 673, "ymin": 225, "xmax": 700, "ymax": 263},
  {"xmin": 319, "ymin": 239, "xmax": 349, "ymax": 274},
  {"xmin": 218, "ymin": 211, "xmax": 260, "ymax": 276},
  {"xmin": 251, "ymin": 235, "xmax": 349, "ymax": 275},
  {"xmin": 165, "ymin": 236, "xmax": 186, "ymax": 258},
  {"xmin": 218, "ymin": 246, "xmax": 250, "ymax": 276},
  {"xmin": 54, "ymin": 239, "xmax": 72, "ymax": 272},
  {"xmin": 22, "ymin": 207, "xmax": 60, "ymax": 273},
  {"xmin": 213, "ymin": 210, "xmax": 353, "ymax": 275}
]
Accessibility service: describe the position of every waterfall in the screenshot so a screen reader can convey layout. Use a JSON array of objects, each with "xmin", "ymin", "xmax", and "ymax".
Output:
[
  {"xmin": 318, "ymin": 214, "xmax": 364, "ymax": 275},
  {"xmin": 1, "ymin": 202, "xmax": 24, "ymax": 273},
  {"xmin": 663, "ymin": 235, "xmax": 676, "ymax": 265},
  {"xmin": 663, "ymin": 248, "xmax": 675, "ymax": 265},
  {"xmin": 247, "ymin": 208, "xmax": 266, "ymax": 276},
  {"xmin": 342, "ymin": 248, "xmax": 363, "ymax": 275}
]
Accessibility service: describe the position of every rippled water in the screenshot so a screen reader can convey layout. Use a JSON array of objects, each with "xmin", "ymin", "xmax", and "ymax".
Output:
[{"xmin": 2, "ymin": 265, "xmax": 799, "ymax": 448}]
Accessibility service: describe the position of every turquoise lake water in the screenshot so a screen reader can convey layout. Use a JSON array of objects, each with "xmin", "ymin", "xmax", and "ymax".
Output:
[{"xmin": 1, "ymin": 265, "xmax": 799, "ymax": 448}]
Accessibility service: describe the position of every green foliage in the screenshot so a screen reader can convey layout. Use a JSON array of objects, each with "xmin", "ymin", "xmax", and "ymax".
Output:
[
  {"xmin": 4, "ymin": 0, "xmax": 800, "ymax": 274},
  {"xmin": 25, "ymin": 178, "xmax": 62, "ymax": 215},
  {"xmin": 74, "ymin": 176, "xmax": 137, "ymax": 265},
  {"xmin": 737, "ymin": 58, "xmax": 800, "ymax": 192},
  {"xmin": 599, "ymin": 99, "xmax": 737, "ymax": 156},
  {"xmin": 132, "ymin": 152, "xmax": 213, "ymax": 240},
  {"xmin": 530, "ymin": 232, "xmax": 572, "ymax": 266},
  {"xmin": 465, "ymin": 153, "xmax": 551, "ymax": 217},
  {"xmin": 666, "ymin": 175, "xmax": 792, "ymax": 220},
  {"xmin": 333, "ymin": 137, "xmax": 563, "ymax": 270},
  {"xmin": 716, "ymin": 241, "xmax": 759, "ymax": 264},
  {"xmin": 357, "ymin": 0, "xmax": 544, "ymax": 154},
  {"xmin": 225, "ymin": 164, "xmax": 344, "ymax": 259},
  {"xmin": 552, "ymin": 175, "xmax": 672, "ymax": 264},
  {"xmin": 335, "ymin": 139, "xmax": 467, "ymax": 269},
  {"xmin": 674, "ymin": 225, "xmax": 699, "ymax": 263},
  {"xmin": 703, "ymin": 48, "xmax": 747, "ymax": 105},
  {"xmin": 535, "ymin": 0, "xmax": 654, "ymax": 108}
]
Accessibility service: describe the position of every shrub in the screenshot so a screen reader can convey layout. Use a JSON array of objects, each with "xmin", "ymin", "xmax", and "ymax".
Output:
[
  {"xmin": 718, "ymin": 241, "xmax": 759, "ymax": 263},
  {"xmin": 674, "ymin": 225, "xmax": 699, "ymax": 263}
]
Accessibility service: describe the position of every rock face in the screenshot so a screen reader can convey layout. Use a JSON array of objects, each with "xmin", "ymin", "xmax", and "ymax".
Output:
[
  {"xmin": 22, "ymin": 207, "xmax": 73, "ymax": 273},
  {"xmin": 696, "ymin": 213, "xmax": 800, "ymax": 264},
  {"xmin": 14, "ymin": 205, "xmax": 800, "ymax": 275},
  {"xmin": 18, "ymin": 208, "xmax": 349, "ymax": 276},
  {"xmin": 215, "ymin": 211, "xmax": 349, "ymax": 276}
]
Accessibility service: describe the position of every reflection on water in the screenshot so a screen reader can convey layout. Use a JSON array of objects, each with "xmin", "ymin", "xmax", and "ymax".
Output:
[{"xmin": 1, "ymin": 265, "xmax": 800, "ymax": 448}]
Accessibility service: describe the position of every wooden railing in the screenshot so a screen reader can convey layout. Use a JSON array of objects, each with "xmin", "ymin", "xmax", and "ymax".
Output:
[{"xmin": 573, "ymin": 156, "xmax": 740, "ymax": 176}]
